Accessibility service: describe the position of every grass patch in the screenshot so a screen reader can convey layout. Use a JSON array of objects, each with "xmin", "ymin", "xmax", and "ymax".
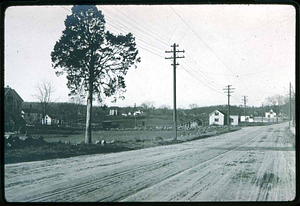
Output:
[{"xmin": 5, "ymin": 127, "xmax": 241, "ymax": 164}]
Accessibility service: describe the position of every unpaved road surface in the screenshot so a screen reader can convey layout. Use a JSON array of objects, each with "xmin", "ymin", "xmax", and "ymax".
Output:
[{"xmin": 5, "ymin": 123, "xmax": 295, "ymax": 202}]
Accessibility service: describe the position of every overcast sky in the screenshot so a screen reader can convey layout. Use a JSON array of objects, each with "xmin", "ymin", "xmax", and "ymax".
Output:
[{"xmin": 4, "ymin": 4, "xmax": 296, "ymax": 109}]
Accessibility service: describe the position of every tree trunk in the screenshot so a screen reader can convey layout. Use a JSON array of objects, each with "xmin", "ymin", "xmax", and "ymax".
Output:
[
  {"xmin": 85, "ymin": 82, "xmax": 93, "ymax": 144},
  {"xmin": 85, "ymin": 44, "xmax": 95, "ymax": 144},
  {"xmin": 85, "ymin": 91, "xmax": 93, "ymax": 144}
]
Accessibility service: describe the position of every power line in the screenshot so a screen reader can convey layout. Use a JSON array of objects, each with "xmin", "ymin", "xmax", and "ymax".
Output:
[
  {"xmin": 169, "ymin": 6, "xmax": 261, "ymax": 103},
  {"xmin": 60, "ymin": 6, "xmax": 72, "ymax": 12},
  {"xmin": 103, "ymin": 15, "xmax": 166, "ymax": 51},
  {"xmin": 180, "ymin": 65, "xmax": 225, "ymax": 96},
  {"xmin": 105, "ymin": 6, "xmax": 234, "ymax": 92},
  {"xmin": 169, "ymin": 6, "xmax": 236, "ymax": 75},
  {"xmin": 239, "ymin": 67, "xmax": 282, "ymax": 77},
  {"xmin": 180, "ymin": 62, "xmax": 223, "ymax": 92},
  {"xmin": 107, "ymin": 7, "xmax": 170, "ymax": 47},
  {"xmin": 112, "ymin": 7, "xmax": 170, "ymax": 46},
  {"xmin": 182, "ymin": 55, "xmax": 224, "ymax": 91},
  {"xmin": 61, "ymin": 5, "xmax": 247, "ymax": 105},
  {"xmin": 102, "ymin": 6, "xmax": 228, "ymax": 95}
]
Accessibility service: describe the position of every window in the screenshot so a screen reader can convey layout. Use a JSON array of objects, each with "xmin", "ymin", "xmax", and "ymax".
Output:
[
  {"xmin": 7, "ymin": 96, "xmax": 13, "ymax": 102},
  {"xmin": 215, "ymin": 118, "xmax": 219, "ymax": 122},
  {"xmin": 215, "ymin": 112, "xmax": 219, "ymax": 116}
]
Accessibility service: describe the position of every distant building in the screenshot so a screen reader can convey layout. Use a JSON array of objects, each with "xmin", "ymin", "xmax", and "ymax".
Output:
[
  {"xmin": 4, "ymin": 86, "xmax": 25, "ymax": 132},
  {"xmin": 230, "ymin": 115, "xmax": 239, "ymax": 125},
  {"xmin": 109, "ymin": 107, "xmax": 118, "ymax": 116},
  {"xmin": 22, "ymin": 105, "xmax": 43, "ymax": 125},
  {"xmin": 209, "ymin": 110, "xmax": 239, "ymax": 126},
  {"xmin": 240, "ymin": 115, "xmax": 254, "ymax": 122},
  {"xmin": 42, "ymin": 114, "xmax": 52, "ymax": 125},
  {"xmin": 209, "ymin": 110, "xmax": 225, "ymax": 125},
  {"xmin": 134, "ymin": 110, "xmax": 143, "ymax": 116},
  {"xmin": 182, "ymin": 118, "xmax": 202, "ymax": 129},
  {"xmin": 265, "ymin": 109, "xmax": 276, "ymax": 118}
]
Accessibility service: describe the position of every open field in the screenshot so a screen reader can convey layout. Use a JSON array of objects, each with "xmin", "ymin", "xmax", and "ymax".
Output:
[
  {"xmin": 42, "ymin": 130, "xmax": 200, "ymax": 144},
  {"xmin": 31, "ymin": 121, "xmax": 285, "ymax": 144},
  {"xmin": 4, "ymin": 122, "xmax": 296, "ymax": 202},
  {"xmin": 4, "ymin": 127, "xmax": 238, "ymax": 164}
]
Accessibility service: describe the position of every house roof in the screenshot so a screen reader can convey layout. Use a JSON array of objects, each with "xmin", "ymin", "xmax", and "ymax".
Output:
[
  {"xmin": 209, "ymin": 109, "xmax": 225, "ymax": 116},
  {"xmin": 210, "ymin": 109, "xmax": 240, "ymax": 116},
  {"xmin": 219, "ymin": 110, "xmax": 240, "ymax": 116},
  {"xmin": 266, "ymin": 109, "xmax": 276, "ymax": 113},
  {"xmin": 4, "ymin": 87, "xmax": 24, "ymax": 102}
]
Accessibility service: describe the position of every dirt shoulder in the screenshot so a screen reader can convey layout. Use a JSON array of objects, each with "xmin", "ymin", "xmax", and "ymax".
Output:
[{"xmin": 4, "ymin": 128, "xmax": 240, "ymax": 164}]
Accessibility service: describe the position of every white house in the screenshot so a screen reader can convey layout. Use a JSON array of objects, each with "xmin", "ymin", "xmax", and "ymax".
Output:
[
  {"xmin": 42, "ymin": 114, "xmax": 52, "ymax": 125},
  {"xmin": 209, "ymin": 110, "xmax": 239, "ymax": 126},
  {"xmin": 240, "ymin": 115, "xmax": 254, "ymax": 123},
  {"xmin": 109, "ymin": 109, "xmax": 118, "ymax": 116},
  {"xmin": 134, "ymin": 110, "xmax": 143, "ymax": 116},
  {"xmin": 230, "ymin": 115, "xmax": 239, "ymax": 125},
  {"xmin": 209, "ymin": 110, "xmax": 225, "ymax": 126},
  {"xmin": 265, "ymin": 109, "xmax": 276, "ymax": 118}
]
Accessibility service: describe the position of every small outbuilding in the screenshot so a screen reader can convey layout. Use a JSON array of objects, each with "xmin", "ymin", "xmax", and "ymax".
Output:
[{"xmin": 42, "ymin": 114, "xmax": 52, "ymax": 125}]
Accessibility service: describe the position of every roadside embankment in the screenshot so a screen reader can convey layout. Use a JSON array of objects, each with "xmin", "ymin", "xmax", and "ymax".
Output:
[
  {"xmin": 4, "ymin": 127, "xmax": 241, "ymax": 164},
  {"xmin": 284, "ymin": 123, "xmax": 295, "ymax": 147}
]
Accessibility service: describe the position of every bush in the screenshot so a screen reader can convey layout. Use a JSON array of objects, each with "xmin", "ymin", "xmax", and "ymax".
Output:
[{"xmin": 153, "ymin": 136, "xmax": 163, "ymax": 141}]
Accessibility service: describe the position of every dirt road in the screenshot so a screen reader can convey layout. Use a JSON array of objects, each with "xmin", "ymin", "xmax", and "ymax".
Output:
[{"xmin": 4, "ymin": 122, "xmax": 295, "ymax": 202}]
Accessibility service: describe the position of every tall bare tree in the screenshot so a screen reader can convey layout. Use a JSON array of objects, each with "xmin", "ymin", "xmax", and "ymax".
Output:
[
  {"xmin": 266, "ymin": 94, "xmax": 285, "ymax": 123},
  {"xmin": 189, "ymin": 104, "xmax": 198, "ymax": 109},
  {"xmin": 141, "ymin": 101, "xmax": 155, "ymax": 120},
  {"xmin": 70, "ymin": 87, "xmax": 85, "ymax": 124},
  {"xmin": 34, "ymin": 81, "xmax": 56, "ymax": 121}
]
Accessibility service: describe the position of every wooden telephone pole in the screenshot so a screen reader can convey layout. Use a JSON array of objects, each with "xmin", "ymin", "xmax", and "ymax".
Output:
[
  {"xmin": 243, "ymin": 95, "xmax": 248, "ymax": 127},
  {"xmin": 289, "ymin": 82, "xmax": 291, "ymax": 129},
  {"xmin": 165, "ymin": 43, "xmax": 185, "ymax": 140},
  {"xmin": 223, "ymin": 85, "xmax": 235, "ymax": 131},
  {"xmin": 262, "ymin": 103, "xmax": 264, "ymax": 125}
]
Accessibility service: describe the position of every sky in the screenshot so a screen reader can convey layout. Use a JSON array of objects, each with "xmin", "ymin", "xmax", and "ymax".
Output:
[{"xmin": 4, "ymin": 4, "xmax": 296, "ymax": 109}]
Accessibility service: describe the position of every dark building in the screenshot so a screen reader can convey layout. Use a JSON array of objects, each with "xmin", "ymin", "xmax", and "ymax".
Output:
[{"xmin": 4, "ymin": 86, "xmax": 24, "ymax": 132}]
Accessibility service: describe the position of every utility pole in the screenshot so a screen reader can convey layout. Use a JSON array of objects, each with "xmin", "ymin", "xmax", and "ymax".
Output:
[
  {"xmin": 134, "ymin": 103, "xmax": 137, "ymax": 127},
  {"xmin": 292, "ymin": 84, "xmax": 295, "ymax": 127},
  {"xmin": 165, "ymin": 43, "xmax": 185, "ymax": 140},
  {"xmin": 243, "ymin": 95, "xmax": 248, "ymax": 127},
  {"xmin": 223, "ymin": 85, "xmax": 235, "ymax": 132},
  {"xmin": 262, "ymin": 103, "xmax": 264, "ymax": 125},
  {"xmin": 289, "ymin": 82, "xmax": 291, "ymax": 129}
]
